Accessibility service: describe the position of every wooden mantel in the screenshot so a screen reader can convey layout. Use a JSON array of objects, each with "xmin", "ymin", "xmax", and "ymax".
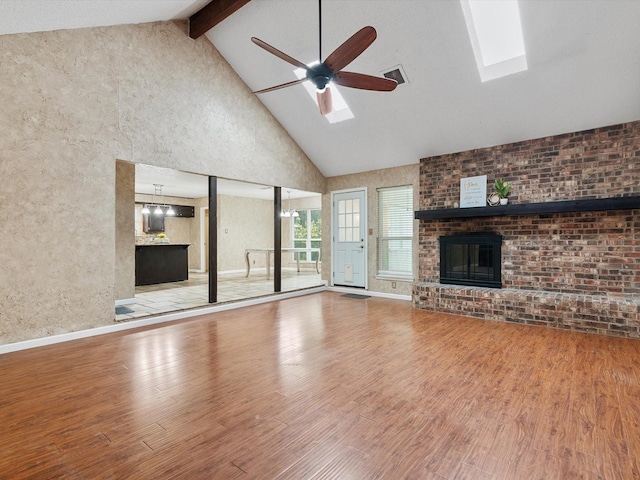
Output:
[{"xmin": 415, "ymin": 195, "xmax": 640, "ymax": 220}]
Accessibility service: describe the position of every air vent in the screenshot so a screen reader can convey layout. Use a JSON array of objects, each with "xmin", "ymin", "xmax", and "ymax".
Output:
[{"xmin": 382, "ymin": 64, "xmax": 408, "ymax": 85}]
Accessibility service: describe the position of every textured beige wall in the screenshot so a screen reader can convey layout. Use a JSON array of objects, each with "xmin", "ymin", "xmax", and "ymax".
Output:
[
  {"xmin": 218, "ymin": 195, "xmax": 273, "ymax": 272},
  {"xmin": 1, "ymin": 28, "xmax": 117, "ymax": 344},
  {"xmin": 324, "ymin": 165, "xmax": 420, "ymax": 296},
  {"xmin": 115, "ymin": 161, "xmax": 135, "ymax": 300},
  {"xmin": 0, "ymin": 21, "xmax": 325, "ymax": 345},
  {"xmin": 116, "ymin": 22, "xmax": 325, "ymax": 192}
]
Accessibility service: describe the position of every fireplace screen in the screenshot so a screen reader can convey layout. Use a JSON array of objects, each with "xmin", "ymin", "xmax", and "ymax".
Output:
[{"xmin": 440, "ymin": 233, "xmax": 502, "ymax": 288}]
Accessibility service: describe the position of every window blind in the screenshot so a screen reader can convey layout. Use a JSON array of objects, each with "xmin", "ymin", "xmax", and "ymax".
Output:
[{"xmin": 377, "ymin": 186, "xmax": 413, "ymax": 277}]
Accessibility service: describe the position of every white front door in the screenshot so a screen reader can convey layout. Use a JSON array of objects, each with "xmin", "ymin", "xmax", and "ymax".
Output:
[{"xmin": 332, "ymin": 190, "xmax": 366, "ymax": 288}]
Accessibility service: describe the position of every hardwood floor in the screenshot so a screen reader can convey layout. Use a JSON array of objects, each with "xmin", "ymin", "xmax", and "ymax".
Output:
[{"xmin": 2, "ymin": 292, "xmax": 640, "ymax": 479}]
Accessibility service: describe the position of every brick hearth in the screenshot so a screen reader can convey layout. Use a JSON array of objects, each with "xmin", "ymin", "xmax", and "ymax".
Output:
[{"xmin": 414, "ymin": 283, "xmax": 640, "ymax": 337}]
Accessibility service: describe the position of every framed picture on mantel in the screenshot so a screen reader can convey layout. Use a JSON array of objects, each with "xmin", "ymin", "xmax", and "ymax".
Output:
[{"xmin": 460, "ymin": 175, "xmax": 487, "ymax": 208}]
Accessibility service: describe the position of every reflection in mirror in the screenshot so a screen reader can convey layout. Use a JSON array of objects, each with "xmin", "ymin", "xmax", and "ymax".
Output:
[
  {"xmin": 279, "ymin": 187, "xmax": 323, "ymax": 294},
  {"xmin": 115, "ymin": 163, "xmax": 323, "ymax": 323}
]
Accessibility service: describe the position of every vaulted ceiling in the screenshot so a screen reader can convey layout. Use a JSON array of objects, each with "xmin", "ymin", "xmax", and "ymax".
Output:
[{"xmin": 2, "ymin": 0, "xmax": 640, "ymax": 180}]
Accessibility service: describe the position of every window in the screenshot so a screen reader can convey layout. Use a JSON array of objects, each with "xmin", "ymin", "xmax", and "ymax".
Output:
[
  {"xmin": 377, "ymin": 186, "xmax": 413, "ymax": 278},
  {"xmin": 337, "ymin": 197, "xmax": 360, "ymax": 242},
  {"xmin": 292, "ymin": 209, "xmax": 322, "ymax": 261},
  {"xmin": 460, "ymin": 0, "xmax": 527, "ymax": 82}
]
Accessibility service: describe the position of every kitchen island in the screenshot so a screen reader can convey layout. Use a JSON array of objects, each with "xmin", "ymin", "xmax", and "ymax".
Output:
[{"xmin": 135, "ymin": 244, "xmax": 190, "ymax": 286}]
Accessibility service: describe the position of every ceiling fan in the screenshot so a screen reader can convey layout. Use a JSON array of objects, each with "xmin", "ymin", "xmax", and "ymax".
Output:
[{"xmin": 250, "ymin": 0, "xmax": 398, "ymax": 116}]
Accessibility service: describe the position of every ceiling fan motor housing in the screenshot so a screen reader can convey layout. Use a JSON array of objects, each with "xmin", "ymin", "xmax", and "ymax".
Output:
[{"xmin": 306, "ymin": 63, "xmax": 334, "ymax": 90}]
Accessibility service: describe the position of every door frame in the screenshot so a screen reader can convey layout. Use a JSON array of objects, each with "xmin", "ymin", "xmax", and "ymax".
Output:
[
  {"xmin": 330, "ymin": 187, "xmax": 368, "ymax": 289},
  {"xmin": 199, "ymin": 206, "xmax": 208, "ymax": 272}
]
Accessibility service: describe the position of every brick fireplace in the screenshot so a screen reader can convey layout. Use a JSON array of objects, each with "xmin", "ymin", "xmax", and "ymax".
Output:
[{"xmin": 413, "ymin": 121, "xmax": 640, "ymax": 338}]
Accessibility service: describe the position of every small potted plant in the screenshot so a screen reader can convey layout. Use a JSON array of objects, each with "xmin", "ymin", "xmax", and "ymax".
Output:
[{"xmin": 494, "ymin": 179, "xmax": 511, "ymax": 205}]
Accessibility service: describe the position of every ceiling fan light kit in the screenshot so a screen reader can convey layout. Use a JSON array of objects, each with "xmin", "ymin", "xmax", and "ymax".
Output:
[{"xmin": 251, "ymin": 0, "xmax": 397, "ymax": 116}]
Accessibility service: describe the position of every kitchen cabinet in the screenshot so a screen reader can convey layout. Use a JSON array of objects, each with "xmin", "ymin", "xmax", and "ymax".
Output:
[
  {"xmin": 172, "ymin": 205, "xmax": 195, "ymax": 217},
  {"xmin": 143, "ymin": 213, "xmax": 164, "ymax": 233}
]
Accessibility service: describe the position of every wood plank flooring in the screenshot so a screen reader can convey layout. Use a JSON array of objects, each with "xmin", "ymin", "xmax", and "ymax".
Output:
[{"xmin": 2, "ymin": 291, "xmax": 640, "ymax": 479}]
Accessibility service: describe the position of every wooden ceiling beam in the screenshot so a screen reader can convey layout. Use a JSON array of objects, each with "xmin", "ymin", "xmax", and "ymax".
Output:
[{"xmin": 189, "ymin": 0, "xmax": 251, "ymax": 39}]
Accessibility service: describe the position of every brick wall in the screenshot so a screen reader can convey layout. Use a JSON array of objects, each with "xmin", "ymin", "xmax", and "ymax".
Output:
[{"xmin": 414, "ymin": 121, "xmax": 640, "ymax": 337}]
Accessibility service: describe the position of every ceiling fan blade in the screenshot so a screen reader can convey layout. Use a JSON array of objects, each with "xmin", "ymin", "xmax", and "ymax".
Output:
[
  {"xmin": 317, "ymin": 87, "xmax": 333, "ymax": 115},
  {"xmin": 253, "ymin": 78, "xmax": 305, "ymax": 94},
  {"xmin": 251, "ymin": 37, "xmax": 308, "ymax": 69},
  {"xmin": 323, "ymin": 26, "xmax": 377, "ymax": 74},
  {"xmin": 334, "ymin": 71, "xmax": 398, "ymax": 92}
]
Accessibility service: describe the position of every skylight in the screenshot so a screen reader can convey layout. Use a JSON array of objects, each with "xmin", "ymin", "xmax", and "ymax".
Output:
[
  {"xmin": 460, "ymin": 0, "xmax": 527, "ymax": 82},
  {"xmin": 294, "ymin": 66, "xmax": 354, "ymax": 124}
]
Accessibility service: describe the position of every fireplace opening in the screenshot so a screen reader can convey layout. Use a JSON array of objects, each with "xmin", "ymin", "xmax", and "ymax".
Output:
[{"xmin": 440, "ymin": 233, "xmax": 502, "ymax": 288}]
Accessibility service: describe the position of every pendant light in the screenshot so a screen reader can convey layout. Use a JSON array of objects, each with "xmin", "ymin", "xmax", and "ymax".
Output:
[
  {"xmin": 142, "ymin": 184, "xmax": 175, "ymax": 216},
  {"xmin": 281, "ymin": 190, "xmax": 299, "ymax": 218}
]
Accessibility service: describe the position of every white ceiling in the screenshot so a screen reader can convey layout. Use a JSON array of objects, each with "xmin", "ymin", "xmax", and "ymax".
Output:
[
  {"xmin": 208, "ymin": 0, "xmax": 640, "ymax": 177},
  {"xmin": 3, "ymin": 0, "xmax": 640, "ymax": 183}
]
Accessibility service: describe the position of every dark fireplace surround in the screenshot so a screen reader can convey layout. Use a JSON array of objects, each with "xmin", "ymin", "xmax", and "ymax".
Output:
[{"xmin": 440, "ymin": 233, "xmax": 502, "ymax": 288}]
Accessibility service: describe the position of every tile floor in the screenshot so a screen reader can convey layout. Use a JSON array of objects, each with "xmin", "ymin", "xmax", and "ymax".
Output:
[{"xmin": 115, "ymin": 268, "xmax": 324, "ymax": 322}]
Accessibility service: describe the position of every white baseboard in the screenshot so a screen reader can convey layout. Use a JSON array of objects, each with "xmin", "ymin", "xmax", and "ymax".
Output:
[
  {"xmin": 188, "ymin": 269, "xmax": 248, "ymax": 274},
  {"xmin": 328, "ymin": 286, "xmax": 411, "ymax": 301},
  {"xmin": 192, "ymin": 268, "xmax": 311, "ymax": 275},
  {"xmin": 115, "ymin": 297, "xmax": 137, "ymax": 306},
  {"xmin": 0, "ymin": 286, "xmax": 327, "ymax": 355}
]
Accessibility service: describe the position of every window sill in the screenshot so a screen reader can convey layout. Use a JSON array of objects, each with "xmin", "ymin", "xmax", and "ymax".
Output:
[{"xmin": 375, "ymin": 275, "xmax": 414, "ymax": 283}]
